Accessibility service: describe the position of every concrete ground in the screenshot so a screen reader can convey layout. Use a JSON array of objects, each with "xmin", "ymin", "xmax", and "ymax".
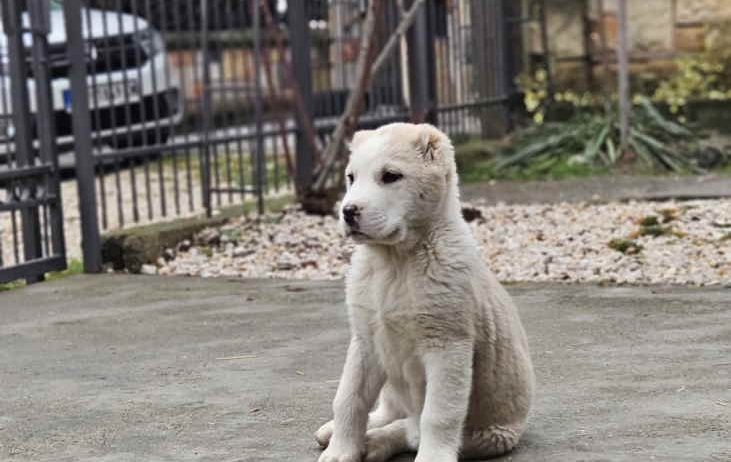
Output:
[
  {"xmin": 0, "ymin": 275, "xmax": 729, "ymax": 462},
  {"xmin": 461, "ymin": 174, "xmax": 731, "ymax": 205}
]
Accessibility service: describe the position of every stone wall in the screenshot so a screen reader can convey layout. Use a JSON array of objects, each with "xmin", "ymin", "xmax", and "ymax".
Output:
[{"xmin": 530, "ymin": 0, "xmax": 731, "ymax": 58}]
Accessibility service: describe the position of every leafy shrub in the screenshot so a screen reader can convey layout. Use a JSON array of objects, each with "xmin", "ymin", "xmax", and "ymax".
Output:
[
  {"xmin": 653, "ymin": 21, "xmax": 731, "ymax": 115},
  {"xmin": 494, "ymin": 98, "xmax": 701, "ymax": 174}
]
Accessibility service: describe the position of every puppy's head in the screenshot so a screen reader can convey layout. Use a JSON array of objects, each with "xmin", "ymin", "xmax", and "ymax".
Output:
[{"xmin": 340, "ymin": 123, "xmax": 457, "ymax": 245}]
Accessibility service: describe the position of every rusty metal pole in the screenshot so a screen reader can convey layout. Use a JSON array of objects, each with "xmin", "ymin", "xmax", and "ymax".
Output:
[{"xmin": 617, "ymin": 0, "xmax": 630, "ymax": 157}]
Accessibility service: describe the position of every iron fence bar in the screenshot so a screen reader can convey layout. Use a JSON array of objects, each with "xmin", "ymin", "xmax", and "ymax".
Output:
[
  {"xmin": 226, "ymin": 0, "xmax": 246, "ymax": 202},
  {"xmin": 170, "ymin": 0, "xmax": 195, "ymax": 213},
  {"xmin": 63, "ymin": 0, "xmax": 102, "ymax": 273},
  {"xmin": 209, "ymin": 187, "xmax": 259, "ymax": 195},
  {"xmin": 407, "ymin": 0, "xmax": 437, "ymax": 124},
  {"xmin": 93, "ymin": 3, "xmax": 116, "ymax": 229},
  {"xmin": 0, "ymin": 165, "xmax": 53, "ymax": 181},
  {"xmin": 143, "ymin": 4, "xmax": 166, "ymax": 217},
  {"xmin": 253, "ymin": 0, "xmax": 265, "ymax": 215},
  {"xmin": 538, "ymin": 0, "xmax": 554, "ymax": 98},
  {"xmin": 10, "ymin": 209, "xmax": 20, "ymax": 264},
  {"xmin": 129, "ymin": 0, "xmax": 153, "ymax": 221},
  {"xmin": 157, "ymin": 0, "xmax": 179, "ymax": 216},
  {"xmin": 3, "ymin": 0, "xmax": 43, "ymax": 280},
  {"xmin": 237, "ymin": 1, "xmax": 256, "ymax": 202},
  {"xmin": 0, "ymin": 196, "xmax": 60, "ymax": 213},
  {"xmin": 288, "ymin": 0, "xmax": 315, "ymax": 195},
  {"xmin": 114, "ymin": 0, "xmax": 141, "ymax": 224},
  {"xmin": 0, "ymin": 255, "xmax": 66, "ymax": 284},
  {"xmin": 91, "ymin": 129, "xmax": 299, "ymax": 162},
  {"xmin": 113, "ymin": 157, "xmax": 124, "ymax": 227},
  {"xmin": 200, "ymin": 0, "xmax": 213, "ymax": 217},
  {"xmin": 28, "ymin": 0, "xmax": 66, "ymax": 264},
  {"xmin": 581, "ymin": 0, "xmax": 594, "ymax": 89},
  {"xmin": 617, "ymin": 0, "xmax": 630, "ymax": 154},
  {"xmin": 211, "ymin": 1, "xmax": 229, "ymax": 205},
  {"xmin": 96, "ymin": 157, "xmax": 109, "ymax": 230},
  {"xmin": 436, "ymin": 96, "xmax": 509, "ymax": 112}
]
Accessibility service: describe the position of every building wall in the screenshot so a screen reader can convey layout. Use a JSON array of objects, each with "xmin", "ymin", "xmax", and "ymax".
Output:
[{"xmin": 534, "ymin": 0, "xmax": 731, "ymax": 59}]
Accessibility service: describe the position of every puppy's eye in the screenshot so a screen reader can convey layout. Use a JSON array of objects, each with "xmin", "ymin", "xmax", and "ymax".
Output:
[
  {"xmin": 381, "ymin": 171, "xmax": 403, "ymax": 184},
  {"xmin": 347, "ymin": 173, "xmax": 355, "ymax": 184}
]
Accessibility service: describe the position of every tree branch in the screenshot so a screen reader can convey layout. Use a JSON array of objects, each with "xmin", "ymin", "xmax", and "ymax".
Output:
[{"xmin": 312, "ymin": 0, "xmax": 427, "ymax": 191}]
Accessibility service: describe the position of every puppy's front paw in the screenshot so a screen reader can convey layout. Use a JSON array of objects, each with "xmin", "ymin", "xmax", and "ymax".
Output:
[
  {"xmin": 315, "ymin": 420, "xmax": 335, "ymax": 448},
  {"xmin": 414, "ymin": 450, "xmax": 457, "ymax": 462},
  {"xmin": 317, "ymin": 443, "xmax": 363, "ymax": 462}
]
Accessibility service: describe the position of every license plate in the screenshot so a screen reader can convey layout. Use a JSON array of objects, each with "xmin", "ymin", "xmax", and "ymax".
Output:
[{"xmin": 63, "ymin": 79, "xmax": 140, "ymax": 111}]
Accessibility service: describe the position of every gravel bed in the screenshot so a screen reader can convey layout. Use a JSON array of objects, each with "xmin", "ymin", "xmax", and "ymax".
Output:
[
  {"xmin": 1, "ymin": 169, "xmax": 290, "ymax": 265},
  {"xmin": 156, "ymin": 199, "xmax": 731, "ymax": 286}
]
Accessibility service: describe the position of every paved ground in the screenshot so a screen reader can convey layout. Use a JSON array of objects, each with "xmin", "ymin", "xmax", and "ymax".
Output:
[
  {"xmin": 461, "ymin": 174, "xmax": 731, "ymax": 205},
  {"xmin": 0, "ymin": 275, "xmax": 729, "ymax": 462}
]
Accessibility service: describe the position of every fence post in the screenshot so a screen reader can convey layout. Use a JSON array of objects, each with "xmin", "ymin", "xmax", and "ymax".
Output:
[
  {"xmin": 406, "ymin": 0, "xmax": 437, "ymax": 124},
  {"xmin": 253, "ymin": 0, "xmax": 265, "ymax": 214},
  {"xmin": 28, "ymin": 0, "xmax": 66, "ymax": 262},
  {"xmin": 4, "ymin": 0, "xmax": 43, "ymax": 281},
  {"xmin": 288, "ymin": 0, "xmax": 315, "ymax": 194},
  {"xmin": 63, "ymin": 0, "xmax": 102, "ymax": 273},
  {"xmin": 471, "ymin": 0, "xmax": 511, "ymax": 137},
  {"xmin": 200, "ymin": 0, "xmax": 213, "ymax": 217},
  {"xmin": 617, "ymin": 0, "xmax": 630, "ymax": 156}
]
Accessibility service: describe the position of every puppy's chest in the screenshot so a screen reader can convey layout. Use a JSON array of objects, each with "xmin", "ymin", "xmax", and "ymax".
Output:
[{"xmin": 369, "ymin": 276, "xmax": 421, "ymax": 373}]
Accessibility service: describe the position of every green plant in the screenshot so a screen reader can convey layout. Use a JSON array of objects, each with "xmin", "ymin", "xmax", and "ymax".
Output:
[
  {"xmin": 608, "ymin": 238, "xmax": 643, "ymax": 255},
  {"xmin": 0, "ymin": 259, "xmax": 84, "ymax": 292},
  {"xmin": 653, "ymin": 21, "xmax": 731, "ymax": 114},
  {"xmin": 629, "ymin": 217, "xmax": 686, "ymax": 239},
  {"xmin": 635, "ymin": 225, "xmax": 674, "ymax": 237},
  {"xmin": 494, "ymin": 97, "xmax": 701, "ymax": 174},
  {"xmin": 516, "ymin": 70, "xmax": 603, "ymax": 124},
  {"xmin": 658, "ymin": 208, "xmax": 679, "ymax": 223},
  {"xmin": 516, "ymin": 69, "xmax": 550, "ymax": 124},
  {"xmin": 46, "ymin": 259, "xmax": 84, "ymax": 281},
  {"xmin": 0, "ymin": 279, "xmax": 25, "ymax": 292},
  {"xmin": 638, "ymin": 215, "xmax": 660, "ymax": 227}
]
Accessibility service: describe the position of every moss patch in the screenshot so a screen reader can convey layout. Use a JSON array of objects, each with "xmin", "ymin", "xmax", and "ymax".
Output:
[
  {"xmin": 102, "ymin": 195, "xmax": 292, "ymax": 273},
  {"xmin": 0, "ymin": 258, "xmax": 84, "ymax": 291},
  {"xmin": 46, "ymin": 259, "xmax": 84, "ymax": 281},
  {"xmin": 608, "ymin": 238, "xmax": 643, "ymax": 255}
]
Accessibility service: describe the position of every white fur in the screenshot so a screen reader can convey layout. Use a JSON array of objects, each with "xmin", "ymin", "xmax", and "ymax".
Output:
[{"xmin": 316, "ymin": 123, "xmax": 535, "ymax": 462}]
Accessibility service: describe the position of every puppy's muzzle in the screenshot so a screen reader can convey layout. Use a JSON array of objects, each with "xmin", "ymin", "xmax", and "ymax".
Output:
[{"xmin": 342, "ymin": 204, "xmax": 361, "ymax": 228}]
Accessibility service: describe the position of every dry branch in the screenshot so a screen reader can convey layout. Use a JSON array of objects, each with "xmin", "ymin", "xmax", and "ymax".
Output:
[{"xmin": 311, "ymin": 0, "xmax": 427, "ymax": 191}]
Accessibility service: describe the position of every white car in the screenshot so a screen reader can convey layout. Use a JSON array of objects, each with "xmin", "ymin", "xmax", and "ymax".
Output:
[{"xmin": 0, "ymin": 0, "xmax": 183, "ymax": 159}]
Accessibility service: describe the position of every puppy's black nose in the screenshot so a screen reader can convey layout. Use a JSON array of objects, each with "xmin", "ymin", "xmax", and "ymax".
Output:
[{"xmin": 342, "ymin": 205, "xmax": 359, "ymax": 226}]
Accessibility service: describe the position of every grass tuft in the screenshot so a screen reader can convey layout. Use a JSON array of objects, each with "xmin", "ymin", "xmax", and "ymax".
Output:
[{"xmin": 608, "ymin": 238, "xmax": 643, "ymax": 254}]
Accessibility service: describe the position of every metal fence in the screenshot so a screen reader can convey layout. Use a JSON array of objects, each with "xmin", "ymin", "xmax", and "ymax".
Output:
[
  {"xmin": 77, "ymin": 0, "xmax": 293, "ymax": 231},
  {"xmin": 1, "ymin": 0, "xmax": 526, "ymax": 284},
  {"xmin": 0, "ymin": 0, "xmax": 67, "ymax": 283}
]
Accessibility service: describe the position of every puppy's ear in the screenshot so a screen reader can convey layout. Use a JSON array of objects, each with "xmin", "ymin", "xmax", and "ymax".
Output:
[
  {"xmin": 414, "ymin": 124, "xmax": 450, "ymax": 162},
  {"xmin": 349, "ymin": 129, "xmax": 375, "ymax": 151}
]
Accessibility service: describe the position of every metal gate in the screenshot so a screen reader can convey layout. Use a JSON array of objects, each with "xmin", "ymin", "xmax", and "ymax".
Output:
[
  {"xmin": 0, "ymin": 0, "xmax": 526, "ymax": 283},
  {"xmin": 0, "ymin": 0, "xmax": 67, "ymax": 284}
]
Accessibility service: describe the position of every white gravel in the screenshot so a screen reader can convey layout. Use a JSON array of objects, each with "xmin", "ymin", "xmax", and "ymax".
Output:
[
  {"xmin": 157, "ymin": 199, "xmax": 731, "ymax": 286},
  {"xmin": 1, "ymin": 167, "xmax": 290, "ymax": 266}
]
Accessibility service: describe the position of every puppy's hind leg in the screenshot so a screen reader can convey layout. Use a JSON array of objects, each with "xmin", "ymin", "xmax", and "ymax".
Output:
[
  {"xmin": 459, "ymin": 425, "xmax": 522, "ymax": 459},
  {"xmin": 316, "ymin": 382, "xmax": 405, "ymax": 448}
]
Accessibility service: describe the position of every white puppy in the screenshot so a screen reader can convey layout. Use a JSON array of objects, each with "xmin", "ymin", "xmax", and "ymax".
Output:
[{"xmin": 315, "ymin": 123, "xmax": 534, "ymax": 462}]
